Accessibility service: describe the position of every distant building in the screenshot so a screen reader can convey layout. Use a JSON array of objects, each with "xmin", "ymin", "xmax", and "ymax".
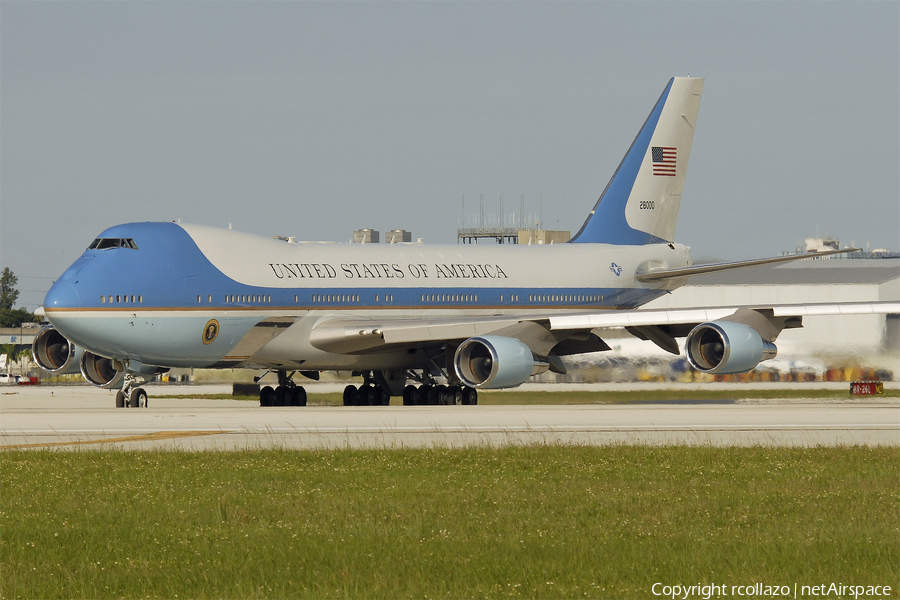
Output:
[
  {"xmin": 352, "ymin": 228, "xmax": 379, "ymax": 244},
  {"xmin": 385, "ymin": 229, "xmax": 412, "ymax": 244}
]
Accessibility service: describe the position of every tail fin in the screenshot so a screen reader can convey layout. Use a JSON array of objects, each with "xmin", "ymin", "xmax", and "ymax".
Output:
[{"xmin": 570, "ymin": 77, "xmax": 704, "ymax": 245}]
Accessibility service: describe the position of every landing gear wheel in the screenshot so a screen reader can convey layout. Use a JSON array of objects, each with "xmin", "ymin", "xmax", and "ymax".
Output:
[
  {"xmin": 450, "ymin": 386, "xmax": 463, "ymax": 405},
  {"xmin": 403, "ymin": 385, "xmax": 416, "ymax": 406},
  {"xmin": 291, "ymin": 387, "xmax": 307, "ymax": 406},
  {"xmin": 357, "ymin": 384, "xmax": 373, "ymax": 406},
  {"xmin": 343, "ymin": 385, "xmax": 358, "ymax": 406},
  {"xmin": 374, "ymin": 387, "xmax": 389, "ymax": 406},
  {"xmin": 273, "ymin": 386, "xmax": 289, "ymax": 406},
  {"xmin": 260, "ymin": 386, "xmax": 275, "ymax": 407},
  {"xmin": 129, "ymin": 388, "xmax": 147, "ymax": 408},
  {"xmin": 462, "ymin": 387, "xmax": 478, "ymax": 405},
  {"xmin": 115, "ymin": 391, "xmax": 126, "ymax": 408},
  {"xmin": 426, "ymin": 385, "xmax": 440, "ymax": 405},
  {"xmin": 434, "ymin": 384, "xmax": 448, "ymax": 405}
]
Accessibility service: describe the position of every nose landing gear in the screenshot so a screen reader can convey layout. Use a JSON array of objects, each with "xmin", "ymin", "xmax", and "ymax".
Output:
[{"xmin": 115, "ymin": 370, "xmax": 149, "ymax": 408}]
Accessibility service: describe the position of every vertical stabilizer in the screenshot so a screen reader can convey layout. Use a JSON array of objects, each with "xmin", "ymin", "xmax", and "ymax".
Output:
[{"xmin": 570, "ymin": 77, "xmax": 704, "ymax": 245}]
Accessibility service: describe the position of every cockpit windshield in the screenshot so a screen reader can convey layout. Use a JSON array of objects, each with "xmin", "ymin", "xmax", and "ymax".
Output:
[{"xmin": 88, "ymin": 238, "xmax": 138, "ymax": 250}]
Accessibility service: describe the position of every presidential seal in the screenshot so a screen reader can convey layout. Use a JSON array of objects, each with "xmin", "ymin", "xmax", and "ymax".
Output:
[{"xmin": 202, "ymin": 319, "xmax": 219, "ymax": 345}]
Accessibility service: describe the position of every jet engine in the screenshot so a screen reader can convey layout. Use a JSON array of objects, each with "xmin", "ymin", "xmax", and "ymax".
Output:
[
  {"xmin": 80, "ymin": 351, "xmax": 124, "ymax": 389},
  {"xmin": 454, "ymin": 335, "xmax": 548, "ymax": 389},
  {"xmin": 32, "ymin": 327, "xmax": 83, "ymax": 374},
  {"xmin": 685, "ymin": 321, "xmax": 777, "ymax": 374}
]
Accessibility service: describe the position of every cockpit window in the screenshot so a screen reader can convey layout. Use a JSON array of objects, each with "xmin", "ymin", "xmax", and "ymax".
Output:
[{"xmin": 89, "ymin": 238, "xmax": 138, "ymax": 250}]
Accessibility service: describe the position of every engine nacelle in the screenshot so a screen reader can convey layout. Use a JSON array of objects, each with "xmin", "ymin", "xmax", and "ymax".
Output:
[
  {"xmin": 32, "ymin": 327, "xmax": 83, "ymax": 374},
  {"xmin": 685, "ymin": 321, "xmax": 777, "ymax": 374},
  {"xmin": 80, "ymin": 351, "xmax": 124, "ymax": 389},
  {"xmin": 454, "ymin": 335, "xmax": 547, "ymax": 389}
]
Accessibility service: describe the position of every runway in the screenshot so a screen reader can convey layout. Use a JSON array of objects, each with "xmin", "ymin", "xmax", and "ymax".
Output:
[{"xmin": 2, "ymin": 384, "xmax": 898, "ymax": 450}]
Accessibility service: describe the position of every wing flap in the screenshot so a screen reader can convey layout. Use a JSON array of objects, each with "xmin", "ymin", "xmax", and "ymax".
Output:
[
  {"xmin": 772, "ymin": 302, "xmax": 900, "ymax": 317},
  {"xmin": 550, "ymin": 308, "xmax": 733, "ymax": 330}
]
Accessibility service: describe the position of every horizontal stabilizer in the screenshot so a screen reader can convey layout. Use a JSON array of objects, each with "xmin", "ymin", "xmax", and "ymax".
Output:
[
  {"xmin": 549, "ymin": 301, "xmax": 900, "ymax": 332},
  {"xmin": 634, "ymin": 248, "xmax": 859, "ymax": 283}
]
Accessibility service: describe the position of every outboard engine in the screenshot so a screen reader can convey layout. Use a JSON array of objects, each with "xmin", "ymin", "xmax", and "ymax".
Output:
[
  {"xmin": 80, "ymin": 351, "xmax": 124, "ymax": 389},
  {"xmin": 685, "ymin": 321, "xmax": 777, "ymax": 374},
  {"xmin": 32, "ymin": 327, "xmax": 83, "ymax": 374},
  {"xmin": 454, "ymin": 335, "xmax": 548, "ymax": 389}
]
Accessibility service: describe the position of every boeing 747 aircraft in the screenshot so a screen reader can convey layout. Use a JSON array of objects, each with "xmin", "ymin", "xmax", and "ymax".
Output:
[{"xmin": 34, "ymin": 77, "xmax": 898, "ymax": 407}]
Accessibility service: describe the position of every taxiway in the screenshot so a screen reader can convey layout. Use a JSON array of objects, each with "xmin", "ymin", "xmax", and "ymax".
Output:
[{"xmin": 1, "ymin": 384, "xmax": 897, "ymax": 450}]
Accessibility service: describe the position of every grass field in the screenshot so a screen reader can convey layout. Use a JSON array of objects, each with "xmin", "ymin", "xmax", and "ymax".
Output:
[
  {"xmin": 157, "ymin": 387, "xmax": 900, "ymax": 405},
  {"xmin": 2, "ymin": 446, "xmax": 898, "ymax": 599}
]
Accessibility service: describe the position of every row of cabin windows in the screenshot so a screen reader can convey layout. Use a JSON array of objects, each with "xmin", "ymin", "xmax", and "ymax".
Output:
[
  {"xmin": 310, "ymin": 294, "xmax": 360, "ymax": 303},
  {"xmin": 100, "ymin": 295, "xmax": 142, "ymax": 304},
  {"xmin": 529, "ymin": 294, "xmax": 604, "ymax": 303},
  {"xmin": 221, "ymin": 295, "xmax": 272, "ymax": 303},
  {"xmin": 421, "ymin": 294, "xmax": 478, "ymax": 303},
  {"xmin": 101, "ymin": 292, "xmax": 604, "ymax": 306}
]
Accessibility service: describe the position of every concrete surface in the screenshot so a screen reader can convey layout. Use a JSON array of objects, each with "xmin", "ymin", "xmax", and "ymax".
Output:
[{"xmin": 1, "ymin": 384, "xmax": 897, "ymax": 450}]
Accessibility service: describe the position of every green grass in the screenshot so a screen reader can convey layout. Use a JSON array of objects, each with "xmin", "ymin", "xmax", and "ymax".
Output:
[
  {"xmin": 159, "ymin": 387, "xmax": 900, "ymax": 405},
  {"xmin": 2, "ymin": 446, "xmax": 898, "ymax": 599}
]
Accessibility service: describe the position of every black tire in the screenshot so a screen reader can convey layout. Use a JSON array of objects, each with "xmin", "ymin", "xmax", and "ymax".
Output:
[
  {"xmin": 426, "ymin": 385, "xmax": 440, "ymax": 405},
  {"xmin": 435, "ymin": 385, "xmax": 448, "ymax": 405},
  {"xmin": 274, "ymin": 386, "xmax": 288, "ymax": 406},
  {"xmin": 451, "ymin": 386, "xmax": 463, "ymax": 405},
  {"xmin": 129, "ymin": 388, "xmax": 147, "ymax": 408},
  {"xmin": 260, "ymin": 386, "xmax": 275, "ymax": 407},
  {"xmin": 359, "ymin": 384, "xmax": 375, "ymax": 406},
  {"xmin": 293, "ymin": 387, "xmax": 307, "ymax": 406},
  {"xmin": 402, "ymin": 385, "xmax": 416, "ymax": 406},
  {"xmin": 343, "ymin": 385, "xmax": 357, "ymax": 406},
  {"xmin": 115, "ymin": 391, "xmax": 126, "ymax": 408},
  {"xmin": 462, "ymin": 387, "xmax": 478, "ymax": 405}
]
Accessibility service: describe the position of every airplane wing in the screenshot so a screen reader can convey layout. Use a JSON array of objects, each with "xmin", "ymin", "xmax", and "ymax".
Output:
[{"xmin": 305, "ymin": 301, "xmax": 900, "ymax": 357}]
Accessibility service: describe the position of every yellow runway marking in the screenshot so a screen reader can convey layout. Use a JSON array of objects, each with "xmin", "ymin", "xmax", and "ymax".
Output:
[{"xmin": 0, "ymin": 430, "xmax": 228, "ymax": 450}]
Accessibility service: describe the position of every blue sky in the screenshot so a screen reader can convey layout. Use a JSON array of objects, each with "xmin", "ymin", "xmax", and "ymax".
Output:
[{"xmin": 2, "ymin": 1, "xmax": 898, "ymax": 310}]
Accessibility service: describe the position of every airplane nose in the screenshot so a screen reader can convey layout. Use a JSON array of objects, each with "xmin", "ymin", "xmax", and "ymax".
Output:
[{"xmin": 44, "ymin": 281, "xmax": 81, "ymax": 311}]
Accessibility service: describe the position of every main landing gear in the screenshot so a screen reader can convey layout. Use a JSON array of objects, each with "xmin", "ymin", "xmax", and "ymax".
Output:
[
  {"xmin": 399, "ymin": 384, "xmax": 477, "ymax": 406},
  {"xmin": 341, "ymin": 383, "xmax": 477, "ymax": 406},
  {"xmin": 254, "ymin": 369, "xmax": 478, "ymax": 408},
  {"xmin": 258, "ymin": 370, "xmax": 307, "ymax": 407}
]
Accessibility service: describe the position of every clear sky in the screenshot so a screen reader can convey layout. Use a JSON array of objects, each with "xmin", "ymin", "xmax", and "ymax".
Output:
[{"xmin": 2, "ymin": 1, "xmax": 898, "ymax": 310}]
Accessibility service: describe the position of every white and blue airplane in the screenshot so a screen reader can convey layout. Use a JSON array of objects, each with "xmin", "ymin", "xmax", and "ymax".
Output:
[{"xmin": 33, "ymin": 77, "xmax": 897, "ymax": 407}]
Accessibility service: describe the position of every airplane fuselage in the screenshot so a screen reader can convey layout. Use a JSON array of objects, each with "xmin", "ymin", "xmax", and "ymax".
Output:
[{"xmin": 43, "ymin": 222, "xmax": 692, "ymax": 370}]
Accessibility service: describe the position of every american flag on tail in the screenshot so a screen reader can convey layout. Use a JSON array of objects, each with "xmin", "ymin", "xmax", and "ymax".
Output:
[{"xmin": 651, "ymin": 146, "xmax": 676, "ymax": 176}]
